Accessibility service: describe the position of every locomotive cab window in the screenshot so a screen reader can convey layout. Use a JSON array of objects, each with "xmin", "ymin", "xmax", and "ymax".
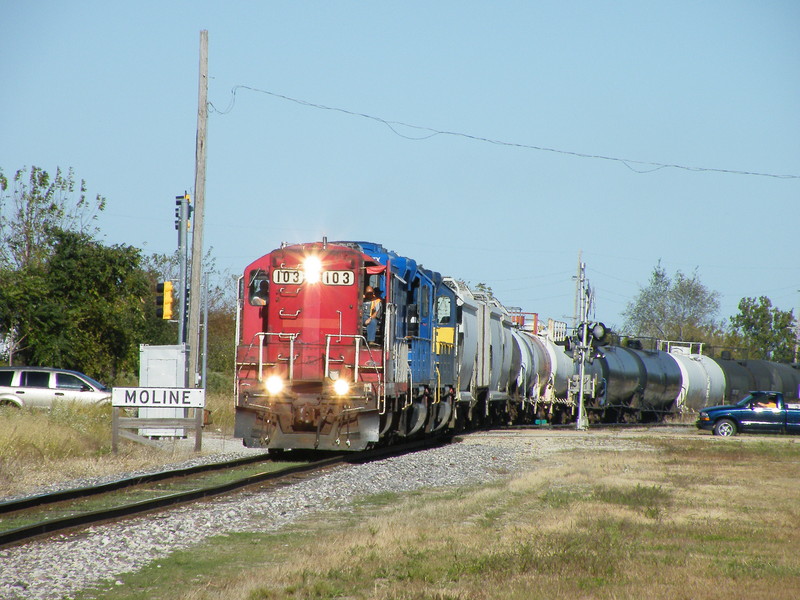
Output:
[
  {"xmin": 420, "ymin": 286, "xmax": 430, "ymax": 318},
  {"xmin": 248, "ymin": 271, "xmax": 269, "ymax": 306},
  {"xmin": 436, "ymin": 295, "xmax": 452, "ymax": 324}
]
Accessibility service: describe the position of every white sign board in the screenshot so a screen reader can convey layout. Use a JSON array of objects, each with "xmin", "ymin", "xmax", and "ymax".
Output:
[{"xmin": 112, "ymin": 387, "xmax": 206, "ymax": 408}]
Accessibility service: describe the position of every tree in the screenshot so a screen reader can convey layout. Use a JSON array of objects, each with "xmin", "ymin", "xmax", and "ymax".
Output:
[
  {"xmin": 0, "ymin": 166, "xmax": 172, "ymax": 380},
  {"xmin": 0, "ymin": 229, "xmax": 165, "ymax": 379},
  {"xmin": 623, "ymin": 261, "xmax": 721, "ymax": 341},
  {"xmin": 730, "ymin": 296, "xmax": 795, "ymax": 362},
  {"xmin": 0, "ymin": 166, "xmax": 106, "ymax": 271}
]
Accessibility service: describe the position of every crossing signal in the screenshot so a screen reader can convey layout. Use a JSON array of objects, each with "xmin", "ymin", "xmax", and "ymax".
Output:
[
  {"xmin": 175, "ymin": 193, "xmax": 192, "ymax": 231},
  {"xmin": 156, "ymin": 281, "xmax": 174, "ymax": 320}
]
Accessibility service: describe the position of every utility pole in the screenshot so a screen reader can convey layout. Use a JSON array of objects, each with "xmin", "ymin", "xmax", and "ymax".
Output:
[
  {"xmin": 576, "ymin": 259, "xmax": 590, "ymax": 430},
  {"xmin": 795, "ymin": 288, "xmax": 800, "ymax": 363},
  {"xmin": 573, "ymin": 250, "xmax": 582, "ymax": 331},
  {"xmin": 188, "ymin": 30, "xmax": 208, "ymax": 388}
]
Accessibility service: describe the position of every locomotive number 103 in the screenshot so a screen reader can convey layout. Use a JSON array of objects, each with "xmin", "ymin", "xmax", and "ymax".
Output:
[{"xmin": 271, "ymin": 269, "xmax": 355, "ymax": 286}]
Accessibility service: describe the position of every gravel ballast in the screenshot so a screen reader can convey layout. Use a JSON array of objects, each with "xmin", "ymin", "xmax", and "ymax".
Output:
[{"xmin": 0, "ymin": 434, "xmax": 534, "ymax": 600}]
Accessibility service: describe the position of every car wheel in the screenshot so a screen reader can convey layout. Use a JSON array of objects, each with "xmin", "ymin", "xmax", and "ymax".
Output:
[{"xmin": 713, "ymin": 419, "xmax": 737, "ymax": 437}]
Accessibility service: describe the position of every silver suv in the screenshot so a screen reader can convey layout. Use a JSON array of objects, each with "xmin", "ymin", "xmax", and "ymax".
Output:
[{"xmin": 0, "ymin": 367, "xmax": 111, "ymax": 408}]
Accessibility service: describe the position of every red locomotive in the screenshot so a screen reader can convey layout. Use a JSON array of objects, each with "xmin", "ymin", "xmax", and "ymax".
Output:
[{"xmin": 234, "ymin": 240, "xmax": 410, "ymax": 450}]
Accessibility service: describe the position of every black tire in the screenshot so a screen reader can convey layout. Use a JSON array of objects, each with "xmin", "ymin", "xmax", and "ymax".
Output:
[{"xmin": 713, "ymin": 419, "xmax": 737, "ymax": 437}]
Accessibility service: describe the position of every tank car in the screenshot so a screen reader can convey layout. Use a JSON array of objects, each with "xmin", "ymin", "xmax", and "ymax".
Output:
[
  {"xmin": 578, "ymin": 344, "xmax": 682, "ymax": 422},
  {"xmin": 667, "ymin": 347, "xmax": 726, "ymax": 413},
  {"xmin": 668, "ymin": 347, "xmax": 800, "ymax": 412}
]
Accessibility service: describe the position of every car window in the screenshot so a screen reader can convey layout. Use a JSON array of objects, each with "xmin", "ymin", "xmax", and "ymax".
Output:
[
  {"xmin": 56, "ymin": 373, "xmax": 88, "ymax": 390},
  {"xmin": 80, "ymin": 373, "xmax": 109, "ymax": 391},
  {"xmin": 0, "ymin": 370, "xmax": 13, "ymax": 386},
  {"xmin": 21, "ymin": 371, "xmax": 51, "ymax": 387}
]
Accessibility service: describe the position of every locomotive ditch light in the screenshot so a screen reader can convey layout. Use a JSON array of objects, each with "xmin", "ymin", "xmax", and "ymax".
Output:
[
  {"xmin": 333, "ymin": 378, "xmax": 350, "ymax": 396},
  {"xmin": 303, "ymin": 255, "xmax": 323, "ymax": 284},
  {"xmin": 265, "ymin": 375, "xmax": 285, "ymax": 395}
]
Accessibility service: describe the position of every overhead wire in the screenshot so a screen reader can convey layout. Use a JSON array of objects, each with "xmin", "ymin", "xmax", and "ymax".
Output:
[{"xmin": 208, "ymin": 84, "xmax": 800, "ymax": 180}]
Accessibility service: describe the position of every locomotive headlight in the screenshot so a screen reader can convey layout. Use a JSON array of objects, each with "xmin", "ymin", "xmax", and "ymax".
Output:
[
  {"xmin": 333, "ymin": 378, "xmax": 350, "ymax": 396},
  {"xmin": 303, "ymin": 255, "xmax": 322, "ymax": 284},
  {"xmin": 265, "ymin": 375, "xmax": 285, "ymax": 395}
]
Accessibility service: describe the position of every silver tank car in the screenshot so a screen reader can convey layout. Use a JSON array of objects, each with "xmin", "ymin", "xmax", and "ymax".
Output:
[
  {"xmin": 668, "ymin": 349, "xmax": 726, "ymax": 413},
  {"xmin": 674, "ymin": 352, "xmax": 800, "ymax": 410},
  {"xmin": 508, "ymin": 325, "xmax": 574, "ymax": 421}
]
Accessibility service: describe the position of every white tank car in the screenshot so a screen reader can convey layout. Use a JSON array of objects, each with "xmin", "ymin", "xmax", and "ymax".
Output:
[{"xmin": 667, "ymin": 346, "xmax": 726, "ymax": 413}]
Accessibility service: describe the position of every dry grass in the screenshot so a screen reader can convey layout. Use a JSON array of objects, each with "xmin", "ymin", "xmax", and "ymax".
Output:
[
  {"xmin": 0, "ymin": 390, "xmax": 236, "ymax": 497},
  {"xmin": 87, "ymin": 430, "xmax": 800, "ymax": 600}
]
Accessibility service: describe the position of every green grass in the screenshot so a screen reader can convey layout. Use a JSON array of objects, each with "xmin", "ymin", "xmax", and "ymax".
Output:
[
  {"xmin": 0, "ymin": 390, "xmax": 237, "ymax": 497},
  {"xmin": 64, "ymin": 434, "xmax": 800, "ymax": 600}
]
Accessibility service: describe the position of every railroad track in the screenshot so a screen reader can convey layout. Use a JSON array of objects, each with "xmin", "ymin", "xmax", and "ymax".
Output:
[{"xmin": 0, "ymin": 436, "xmax": 449, "ymax": 549}]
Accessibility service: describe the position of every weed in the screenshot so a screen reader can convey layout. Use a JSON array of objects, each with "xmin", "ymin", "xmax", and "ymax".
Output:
[
  {"xmin": 592, "ymin": 483, "xmax": 672, "ymax": 518},
  {"xmin": 538, "ymin": 485, "xmax": 588, "ymax": 508}
]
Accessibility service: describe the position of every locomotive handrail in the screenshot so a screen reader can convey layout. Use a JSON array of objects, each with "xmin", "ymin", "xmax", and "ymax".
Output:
[
  {"xmin": 324, "ymin": 334, "xmax": 379, "ymax": 380},
  {"xmin": 256, "ymin": 332, "xmax": 297, "ymax": 381},
  {"xmin": 279, "ymin": 309, "xmax": 301, "ymax": 319},
  {"xmin": 324, "ymin": 334, "xmax": 385, "ymax": 414},
  {"xmin": 278, "ymin": 287, "xmax": 300, "ymax": 297}
]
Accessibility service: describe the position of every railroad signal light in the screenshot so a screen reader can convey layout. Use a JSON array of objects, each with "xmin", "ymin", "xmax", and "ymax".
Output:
[
  {"xmin": 574, "ymin": 321, "xmax": 611, "ymax": 350},
  {"xmin": 589, "ymin": 322, "xmax": 610, "ymax": 346},
  {"xmin": 156, "ymin": 281, "xmax": 175, "ymax": 320}
]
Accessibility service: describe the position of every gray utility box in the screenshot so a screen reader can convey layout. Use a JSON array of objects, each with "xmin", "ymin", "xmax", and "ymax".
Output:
[{"xmin": 138, "ymin": 344, "xmax": 187, "ymax": 437}]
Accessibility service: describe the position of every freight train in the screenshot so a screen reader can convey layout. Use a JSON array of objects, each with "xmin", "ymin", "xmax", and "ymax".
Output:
[
  {"xmin": 233, "ymin": 240, "xmax": 800, "ymax": 449},
  {"xmin": 574, "ymin": 339, "xmax": 800, "ymax": 423}
]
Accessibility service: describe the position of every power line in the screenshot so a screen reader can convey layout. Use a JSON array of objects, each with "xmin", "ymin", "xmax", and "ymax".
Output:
[{"xmin": 209, "ymin": 84, "xmax": 800, "ymax": 180}]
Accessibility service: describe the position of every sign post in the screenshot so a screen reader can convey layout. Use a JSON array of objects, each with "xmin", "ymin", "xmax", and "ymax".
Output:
[{"xmin": 111, "ymin": 387, "xmax": 206, "ymax": 453}]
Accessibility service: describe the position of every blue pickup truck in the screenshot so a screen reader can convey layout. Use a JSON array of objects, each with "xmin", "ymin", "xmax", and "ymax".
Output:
[{"xmin": 697, "ymin": 391, "xmax": 800, "ymax": 436}]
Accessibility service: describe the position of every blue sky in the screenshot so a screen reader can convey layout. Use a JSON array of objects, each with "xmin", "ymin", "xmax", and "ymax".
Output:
[{"xmin": 2, "ymin": 1, "xmax": 798, "ymax": 330}]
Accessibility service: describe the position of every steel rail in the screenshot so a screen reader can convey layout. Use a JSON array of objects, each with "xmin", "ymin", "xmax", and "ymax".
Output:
[
  {"xmin": 0, "ymin": 452, "xmax": 273, "ymax": 515},
  {"xmin": 0, "ymin": 455, "xmax": 342, "ymax": 548},
  {"xmin": 0, "ymin": 435, "xmax": 450, "ymax": 549}
]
